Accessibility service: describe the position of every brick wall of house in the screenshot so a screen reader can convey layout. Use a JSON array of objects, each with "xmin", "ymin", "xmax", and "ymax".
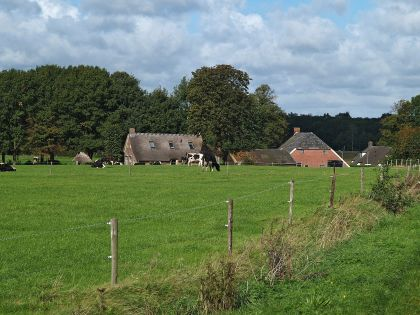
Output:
[{"xmin": 291, "ymin": 149, "xmax": 342, "ymax": 167}]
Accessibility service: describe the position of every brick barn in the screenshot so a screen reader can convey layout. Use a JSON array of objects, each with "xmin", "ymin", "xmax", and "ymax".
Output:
[
  {"xmin": 280, "ymin": 128, "xmax": 350, "ymax": 167},
  {"xmin": 123, "ymin": 128, "xmax": 203, "ymax": 165}
]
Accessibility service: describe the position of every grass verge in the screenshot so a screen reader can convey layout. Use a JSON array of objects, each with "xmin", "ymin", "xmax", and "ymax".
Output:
[{"xmin": 49, "ymin": 192, "xmax": 416, "ymax": 314}]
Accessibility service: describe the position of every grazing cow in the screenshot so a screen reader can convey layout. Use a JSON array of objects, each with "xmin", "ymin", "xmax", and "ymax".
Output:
[
  {"xmin": 0, "ymin": 163, "xmax": 16, "ymax": 172},
  {"xmin": 99, "ymin": 157, "xmax": 120, "ymax": 165},
  {"xmin": 91, "ymin": 160, "xmax": 106, "ymax": 168},
  {"xmin": 187, "ymin": 153, "xmax": 204, "ymax": 166},
  {"xmin": 200, "ymin": 145, "xmax": 220, "ymax": 172}
]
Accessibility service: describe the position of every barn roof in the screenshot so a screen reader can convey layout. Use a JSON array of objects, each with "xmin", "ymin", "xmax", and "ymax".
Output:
[
  {"xmin": 127, "ymin": 133, "xmax": 203, "ymax": 162},
  {"xmin": 352, "ymin": 145, "xmax": 392, "ymax": 165},
  {"xmin": 280, "ymin": 132, "xmax": 330, "ymax": 152},
  {"xmin": 73, "ymin": 152, "xmax": 92, "ymax": 164},
  {"xmin": 229, "ymin": 149, "xmax": 296, "ymax": 165}
]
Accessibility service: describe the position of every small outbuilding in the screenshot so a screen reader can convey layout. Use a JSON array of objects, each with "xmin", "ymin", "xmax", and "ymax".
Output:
[
  {"xmin": 280, "ymin": 128, "xmax": 349, "ymax": 167},
  {"xmin": 351, "ymin": 141, "xmax": 392, "ymax": 166},
  {"xmin": 228, "ymin": 149, "xmax": 296, "ymax": 165},
  {"xmin": 73, "ymin": 152, "xmax": 92, "ymax": 165},
  {"xmin": 123, "ymin": 128, "xmax": 203, "ymax": 165}
]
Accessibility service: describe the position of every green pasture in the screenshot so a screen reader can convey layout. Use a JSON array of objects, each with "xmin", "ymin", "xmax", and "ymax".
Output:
[
  {"xmin": 233, "ymin": 203, "xmax": 420, "ymax": 315},
  {"xmin": 0, "ymin": 164, "xmax": 398, "ymax": 313}
]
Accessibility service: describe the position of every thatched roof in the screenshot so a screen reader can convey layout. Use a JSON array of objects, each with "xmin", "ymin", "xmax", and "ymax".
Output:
[
  {"xmin": 73, "ymin": 152, "xmax": 92, "ymax": 164},
  {"xmin": 280, "ymin": 132, "xmax": 330, "ymax": 152},
  {"xmin": 126, "ymin": 133, "xmax": 203, "ymax": 163},
  {"xmin": 352, "ymin": 145, "xmax": 392, "ymax": 165},
  {"xmin": 229, "ymin": 149, "xmax": 296, "ymax": 165}
]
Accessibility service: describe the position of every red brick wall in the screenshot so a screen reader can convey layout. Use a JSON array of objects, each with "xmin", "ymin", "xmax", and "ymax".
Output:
[{"xmin": 291, "ymin": 149, "xmax": 341, "ymax": 167}]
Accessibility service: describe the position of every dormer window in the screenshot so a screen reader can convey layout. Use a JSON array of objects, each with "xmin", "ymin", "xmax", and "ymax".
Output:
[
  {"xmin": 188, "ymin": 141, "xmax": 194, "ymax": 150},
  {"xmin": 149, "ymin": 141, "xmax": 156, "ymax": 149},
  {"xmin": 169, "ymin": 141, "xmax": 174, "ymax": 149}
]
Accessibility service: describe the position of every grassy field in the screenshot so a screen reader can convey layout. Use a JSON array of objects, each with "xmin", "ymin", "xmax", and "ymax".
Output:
[
  {"xmin": 0, "ymin": 164, "xmax": 413, "ymax": 313},
  {"xmin": 231, "ymin": 202, "xmax": 420, "ymax": 314}
]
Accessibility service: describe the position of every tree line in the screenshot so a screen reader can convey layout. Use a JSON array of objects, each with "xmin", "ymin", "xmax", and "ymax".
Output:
[
  {"xmin": 287, "ymin": 112, "xmax": 382, "ymax": 152},
  {"xmin": 378, "ymin": 96, "xmax": 420, "ymax": 159},
  {"xmin": 0, "ymin": 64, "xmax": 288, "ymax": 162},
  {"xmin": 0, "ymin": 64, "xmax": 415, "ymax": 163}
]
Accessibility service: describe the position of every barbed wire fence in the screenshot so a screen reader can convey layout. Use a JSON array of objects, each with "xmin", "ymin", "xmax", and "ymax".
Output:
[{"xmin": 0, "ymin": 166, "xmax": 389, "ymax": 294}]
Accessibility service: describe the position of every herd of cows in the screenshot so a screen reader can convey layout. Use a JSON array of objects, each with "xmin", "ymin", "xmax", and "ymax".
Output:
[{"xmin": 0, "ymin": 146, "xmax": 221, "ymax": 172}]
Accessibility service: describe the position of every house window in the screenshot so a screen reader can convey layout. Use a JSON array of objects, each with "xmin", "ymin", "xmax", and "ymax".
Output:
[
  {"xmin": 188, "ymin": 141, "xmax": 195, "ymax": 150},
  {"xmin": 169, "ymin": 141, "xmax": 174, "ymax": 149},
  {"xmin": 149, "ymin": 141, "xmax": 156, "ymax": 149}
]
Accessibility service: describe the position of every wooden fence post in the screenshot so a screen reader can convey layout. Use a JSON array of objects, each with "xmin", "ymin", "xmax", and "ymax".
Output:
[
  {"xmin": 380, "ymin": 165, "xmax": 384, "ymax": 181},
  {"xmin": 227, "ymin": 199, "xmax": 233, "ymax": 255},
  {"xmin": 360, "ymin": 167, "xmax": 364, "ymax": 194},
  {"xmin": 329, "ymin": 175, "xmax": 336, "ymax": 208},
  {"xmin": 110, "ymin": 218, "xmax": 118, "ymax": 286},
  {"xmin": 288, "ymin": 179, "xmax": 294, "ymax": 225}
]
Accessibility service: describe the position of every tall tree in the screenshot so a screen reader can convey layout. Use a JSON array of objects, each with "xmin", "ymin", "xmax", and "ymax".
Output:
[
  {"xmin": 0, "ymin": 69, "xmax": 29, "ymax": 162},
  {"xmin": 26, "ymin": 65, "xmax": 65, "ymax": 161},
  {"xmin": 100, "ymin": 71, "xmax": 147, "ymax": 159},
  {"xmin": 379, "ymin": 95, "xmax": 420, "ymax": 158},
  {"xmin": 251, "ymin": 84, "xmax": 288, "ymax": 148},
  {"xmin": 187, "ymin": 64, "xmax": 257, "ymax": 156}
]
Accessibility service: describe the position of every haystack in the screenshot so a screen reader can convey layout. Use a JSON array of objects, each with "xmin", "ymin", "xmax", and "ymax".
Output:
[{"xmin": 73, "ymin": 152, "xmax": 92, "ymax": 164}]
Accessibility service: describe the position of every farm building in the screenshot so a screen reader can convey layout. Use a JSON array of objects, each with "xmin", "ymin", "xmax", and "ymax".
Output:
[
  {"xmin": 280, "ymin": 128, "xmax": 350, "ymax": 167},
  {"xmin": 123, "ymin": 128, "xmax": 203, "ymax": 165},
  {"xmin": 351, "ymin": 141, "xmax": 391, "ymax": 166},
  {"xmin": 228, "ymin": 149, "xmax": 296, "ymax": 165}
]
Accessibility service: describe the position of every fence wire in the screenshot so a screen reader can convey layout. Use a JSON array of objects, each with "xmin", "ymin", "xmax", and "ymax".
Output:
[{"xmin": 0, "ymin": 175, "xmax": 350, "ymax": 244}]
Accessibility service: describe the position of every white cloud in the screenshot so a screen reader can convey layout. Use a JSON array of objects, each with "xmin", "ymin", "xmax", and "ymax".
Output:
[
  {"xmin": 0, "ymin": 0, "xmax": 419, "ymax": 117},
  {"xmin": 33, "ymin": 0, "xmax": 79, "ymax": 19}
]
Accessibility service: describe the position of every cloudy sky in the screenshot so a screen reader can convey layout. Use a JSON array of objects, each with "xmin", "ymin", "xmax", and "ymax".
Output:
[{"xmin": 1, "ymin": 0, "xmax": 419, "ymax": 117}]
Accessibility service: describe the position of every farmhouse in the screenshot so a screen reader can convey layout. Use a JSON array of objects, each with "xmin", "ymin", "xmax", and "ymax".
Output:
[
  {"xmin": 228, "ymin": 149, "xmax": 296, "ymax": 165},
  {"xmin": 123, "ymin": 128, "xmax": 203, "ymax": 165},
  {"xmin": 280, "ymin": 128, "xmax": 350, "ymax": 167},
  {"xmin": 352, "ymin": 141, "xmax": 391, "ymax": 166}
]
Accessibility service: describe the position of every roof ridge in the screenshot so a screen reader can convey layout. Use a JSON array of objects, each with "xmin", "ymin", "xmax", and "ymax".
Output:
[{"xmin": 134, "ymin": 132, "xmax": 201, "ymax": 137}]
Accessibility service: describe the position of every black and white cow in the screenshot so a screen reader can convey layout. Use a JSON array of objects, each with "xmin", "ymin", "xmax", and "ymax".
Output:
[
  {"xmin": 0, "ymin": 163, "xmax": 16, "ymax": 172},
  {"xmin": 91, "ymin": 160, "xmax": 106, "ymax": 168},
  {"xmin": 200, "ymin": 144, "xmax": 220, "ymax": 171},
  {"xmin": 99, "ymin": 157, "xmax": 122, "ymax": 165},
  {"xmin": 187, "ymin": 153, "xmax": 204, "ymax": 166}
]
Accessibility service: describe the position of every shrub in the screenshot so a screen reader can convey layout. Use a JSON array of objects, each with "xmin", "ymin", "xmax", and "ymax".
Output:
[{"xmin": 370, "ymin": 165, "xmax": 413, "ymax": 213}]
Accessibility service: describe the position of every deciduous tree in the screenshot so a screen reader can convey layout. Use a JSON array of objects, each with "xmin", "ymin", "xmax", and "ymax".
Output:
[{"xmin": 187, "ymin": 65, "xmax": 258, "ymax": 156}]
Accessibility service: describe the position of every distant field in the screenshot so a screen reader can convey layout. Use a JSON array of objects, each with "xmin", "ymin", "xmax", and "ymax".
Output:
[{"xmin": 0, "ymin": 165, "xmax": 382, "ymax": 313}]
